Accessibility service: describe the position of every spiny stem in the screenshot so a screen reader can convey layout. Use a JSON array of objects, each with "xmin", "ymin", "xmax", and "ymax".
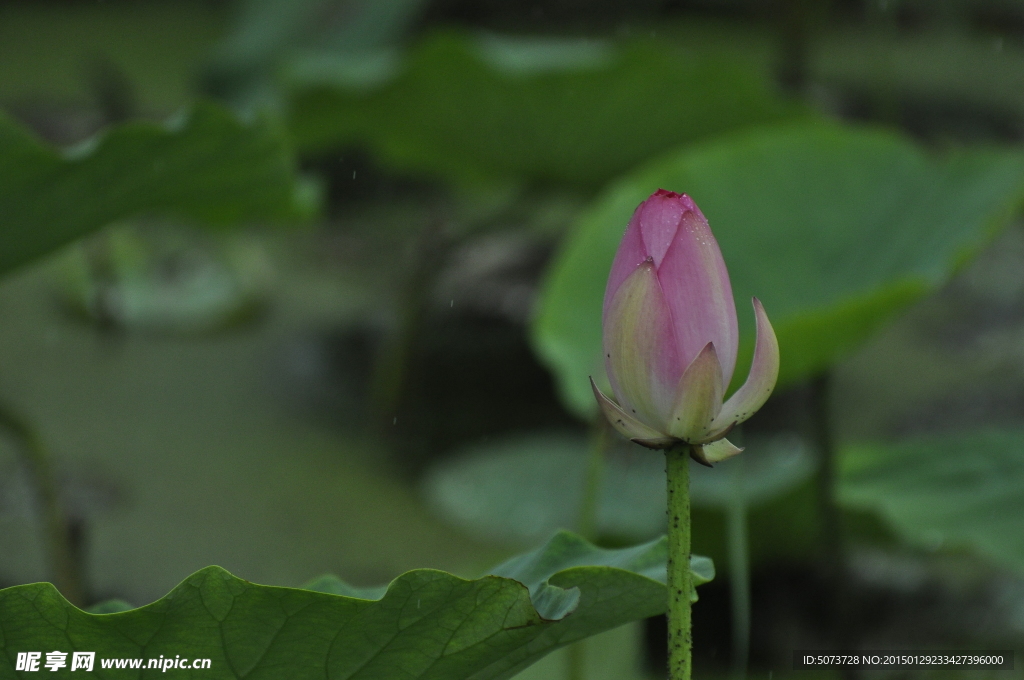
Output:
[
  {"xmin": 0, "ymin": 403, "xmax": 84, "ymax": 606},
  {"xmin": 666, "ymin": 444, "xmax": 692, "ymax": 680}
]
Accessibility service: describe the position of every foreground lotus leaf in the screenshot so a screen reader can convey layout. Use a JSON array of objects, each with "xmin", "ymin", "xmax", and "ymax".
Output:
[{"xmin": 0, "ymin": 531, "xmax": 713, "ymax": 680}]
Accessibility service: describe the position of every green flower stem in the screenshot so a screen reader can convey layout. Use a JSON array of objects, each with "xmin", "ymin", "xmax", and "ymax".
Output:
[
  {"xmin": 666, "ymin": 444, "xmax": 692, "ymax": 680},
  {"xmin": 0, "ymin": 402, "xmax": 84, "ymax": 606}
]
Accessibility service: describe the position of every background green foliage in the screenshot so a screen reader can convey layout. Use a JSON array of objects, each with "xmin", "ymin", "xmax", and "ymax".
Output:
[
  {"xmin": 841, "ymin": 430, "xmax": 1024, "ymax": 576},
  {"xmin": 287, "ymin": 31, "xmax": 804, "ymax": 188},
  {"xmin": 0, "ymin": 103, "xmax": 313, "ymax": 278},
  {"xmin": 534, "ymin": 122, "xmax": 1024, "ymax": 416},
  {"xmin": 3, "ymin": 0, "xmax": 1024, "ymax": 677}
]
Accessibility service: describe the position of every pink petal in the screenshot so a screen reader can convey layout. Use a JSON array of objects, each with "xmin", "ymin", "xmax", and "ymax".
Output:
[
  {"xmin": 709, "ymin": 298, "xmax": 779, "ymax": 436},
  {"xmin": 656, "ymin": 206, "xmax": 739, "ymax": 384},
  {"xmin": 637, "ymin": 189, "xmax": 688, "ymax": 267},
  {"xmin": 603, "ymin": 202, "xmax": 651, "ymax": 322},
  {"xmin": 591, "ymin": 377, "xmax": 671, "ymax": 442},
  {"xmin": 603, "ymin": 259, "xmax": 681, "ymax": 431},
  {"xmin": 667, "ymin": 342, "xmax": 724, "ymax": 443}
]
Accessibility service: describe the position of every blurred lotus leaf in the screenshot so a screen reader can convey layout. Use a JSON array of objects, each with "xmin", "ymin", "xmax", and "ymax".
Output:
[
  {"xmin": 840, "ymin": 429, "xmax": 1024, "ymax": 575},
  {"xmin": 0, "ymin": 102, "xmax": 315, "ymax": 280},
  {"xmin": 285, "ymin": 31, "xmax": 805, "ymax": 187},
  {"xmin": 423, "ymin": 432, "xmax": 664, "ymax": 543},
  {"xmin": 206, "ymin": 0, "xmax": 429, "ymax": 99},
  {"xmin": 53, "ymin": 224, "xmax": 273, "ymax": 335},
  {"xmin": 689, "ymin": 433, "xmax": 815, "ymax": 508},
  {"xmin": 423, "ymin": 431, "xmax": 812, "ymax": 544},
  {"xmin": 533, "ymin": 122, "xmax": 1024, "ymax": 418}
]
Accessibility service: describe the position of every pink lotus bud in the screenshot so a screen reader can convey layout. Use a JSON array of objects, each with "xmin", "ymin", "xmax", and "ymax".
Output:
[{"xmin": 591, "ymin": 189, "xmax": 779, "ymax": 465}]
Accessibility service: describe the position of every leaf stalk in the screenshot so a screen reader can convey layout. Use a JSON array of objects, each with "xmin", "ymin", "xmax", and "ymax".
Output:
[{"xmin": 0, "ymin": 402, "xmax": 84, "ymax": 606}]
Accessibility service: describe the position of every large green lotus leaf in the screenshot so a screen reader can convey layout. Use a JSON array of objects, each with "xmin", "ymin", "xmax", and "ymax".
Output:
[
  {"xmin": 839, "ymin": 429, "xmax": 1024, "ymax": 575},
  {"xmin": 0, "ymin": 103, "xmax": 313, "ymax": 278},
  {"xmin": 0, "ymin": 531, "xmax": 711, "ymax": 680},
  {"xmin": 533, "ymin": 122, "xmax": 1024, "ymax": 417},
  {"xmin": 286, "ymin": 31, "xmax": 803, "ymax": 187}
]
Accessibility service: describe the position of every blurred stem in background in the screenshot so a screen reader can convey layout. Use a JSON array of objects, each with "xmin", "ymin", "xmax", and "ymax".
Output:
[
  {"xmin": 777, "ymin": 0, "xmax": 831, "ymax": 94},
  {"xmin": 86, "ymin": 55, "xmax": 137, "ymax": 127},
  {"xmin": 577, "ymin": 417, "xmax": 610, "ymax": 542},
  {"xmin": 865, "ymin": 0, "xmax": 902, "ymax": 125},
  {"xmin": 0, "ymin": 403, "xmax": 84, "ymax": 606},
  {"xmin": 726, "ymin": 430, "xmax": 750, "ymax": 679},
  {"xmin": 365, "ymin": 191, "xmax": 525, "ymax": 433},
  {"xmin": 367, "ymin": 217, "xmax": 452, "ymax": 432},
  {"xmin": 777, "ymin": 0, "xmax": 812, "ymax": 93},
  {"xmin": 565, "ymin": 641, "xmax": 587, "ymax": 680},
  {"xmin": 565, "ymin": 418, "xmax": 612, "ymax": 680},
  {"xmin": 774, "ymin": 0, "xmax": 806, "ymax": 93},
  {"xmin": 808, "ymin": 372, "xmax": 850, "ymax": 651}
]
